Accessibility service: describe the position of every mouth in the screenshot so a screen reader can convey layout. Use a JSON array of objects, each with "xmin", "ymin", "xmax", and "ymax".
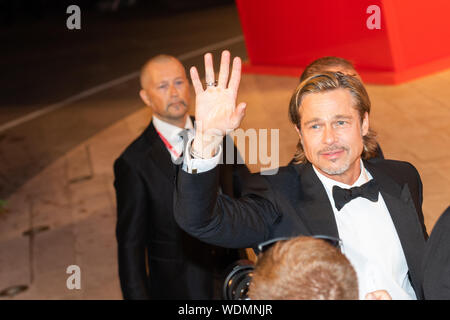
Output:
[
  {"xmin": 320, "ymin": 149, "xmax": 345, "ymax": 160},
  {"xmin": 168, "ymin": 101, "xmax": 187, "ymax": 109}
]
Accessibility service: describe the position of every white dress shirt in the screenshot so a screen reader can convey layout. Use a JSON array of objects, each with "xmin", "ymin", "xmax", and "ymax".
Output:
[
  {"xmin": 312, "ymin": 160, "xmax": 416, "ymax": 300},
  {"xmin": 152, "ymin": 115, "xmax": 194, "ymax": 162}
]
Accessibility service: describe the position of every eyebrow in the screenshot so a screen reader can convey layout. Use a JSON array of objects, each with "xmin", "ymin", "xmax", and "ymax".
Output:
[
  {"xmin": 334, "ymin": 115, "xmax": 353, "ymax": 121},
  {"xmin": 303, "ymin": 118, "xmax": 323, "ymax": 126},
  {"xmin": 156, "ymin": 77, "xmax": 185, "ymax": 86},
  {"xmin": 303, "ymin": 114, "xmax": 353, "ymax": 126}
]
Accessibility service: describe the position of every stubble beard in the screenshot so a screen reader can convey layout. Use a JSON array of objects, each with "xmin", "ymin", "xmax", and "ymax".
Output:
[
  {"xmin": 317, "ymin": 145, "xmax": 351, "ymax": 176},
  {"xmin": 165, "ymin": 100, "xmax": 188, "ymax": 119},
  {"xmin": 320, "ymin": 158, "xmax": 351, "ymax": 175}
]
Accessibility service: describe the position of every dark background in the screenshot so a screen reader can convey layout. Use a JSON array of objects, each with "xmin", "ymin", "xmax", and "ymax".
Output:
[{"xmin": 0, "ymin": 0, "xmax": 247, "ymax": 199}]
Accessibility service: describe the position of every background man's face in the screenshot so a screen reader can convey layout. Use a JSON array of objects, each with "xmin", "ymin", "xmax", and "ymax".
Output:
[
  {"xmin": 140, "ymin": 59, "xmax": 190, "ymax": 121},
  {"xmin": 298, "ymin": 89, "xmax": 369, "ymax": 182}
]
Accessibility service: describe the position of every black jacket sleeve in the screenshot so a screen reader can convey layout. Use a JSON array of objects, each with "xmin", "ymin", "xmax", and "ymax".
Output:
[
  {"xmin": 114, "ymin": 157, "xmax": 151, "ymax": 300},
  {"xmin": 219, "ymin": 134, "xmax": 251, "ymax": 199},
  {"xmin": 173, "ymin": 165, "xmax": 280, "ymax": 249}
]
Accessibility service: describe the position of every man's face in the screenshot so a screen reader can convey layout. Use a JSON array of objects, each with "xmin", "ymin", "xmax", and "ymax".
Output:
[
  {"xmin": 140, "ymin": 59, "xmax": 190, "ymax": 121},
  {"xmin": 297, "ymin": 89, "xmax": 369, "ymax": 184}
]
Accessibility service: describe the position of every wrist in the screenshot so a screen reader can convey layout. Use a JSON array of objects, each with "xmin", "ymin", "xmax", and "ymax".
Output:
[{"xmin": 192, "ymin": 133, "xmax": 222, "ymax": 159}]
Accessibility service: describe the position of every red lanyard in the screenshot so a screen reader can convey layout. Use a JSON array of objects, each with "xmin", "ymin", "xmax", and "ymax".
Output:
[{"xmin": 155, "ymin": 129, "xmax": 181, "ymax": 158}]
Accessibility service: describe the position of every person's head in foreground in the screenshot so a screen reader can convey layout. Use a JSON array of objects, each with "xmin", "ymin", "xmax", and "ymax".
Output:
[
  {"xmin": 248, "ymin": 236, "xmax": 358, "ymax": 300},
  {"xmin": 289, "ymin": 71, "xmax": 378, "ymax": 185},
  {"xmin": 139, "ymin": 54, "xmax": 190, "ymax": 127}
]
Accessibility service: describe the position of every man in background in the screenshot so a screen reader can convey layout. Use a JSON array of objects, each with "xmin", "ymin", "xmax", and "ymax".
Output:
[
  {"xmin": 114, "ymin": 54, "xmax": 248, "ymax": 299},
  {"xmin": 300, "ymin": 56, "xmax": 362, "ymax": 83}
]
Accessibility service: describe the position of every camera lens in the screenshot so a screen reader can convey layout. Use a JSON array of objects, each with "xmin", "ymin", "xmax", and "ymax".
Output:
[{"xmin": 222, "ymin": 259, "xmax": 254, "ymax": 300}]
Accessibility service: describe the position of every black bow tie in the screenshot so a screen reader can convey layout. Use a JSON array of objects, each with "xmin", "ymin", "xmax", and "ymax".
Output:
[{"xmin": 332, "ymin": 179, "xmax": 380, "ymax": 211}]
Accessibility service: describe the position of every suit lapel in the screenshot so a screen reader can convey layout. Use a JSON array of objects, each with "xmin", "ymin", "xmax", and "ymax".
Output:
[
  {"xmin": 293, "ymin": 162, "xmax": 340, "ymax": 238},
  {"xmin": 364, "ymin": 160, "xmax": 426, "ymax": 297},
  {"xmin": 144, "ymin": 121, "xmax": 176, "ymax": 181}
]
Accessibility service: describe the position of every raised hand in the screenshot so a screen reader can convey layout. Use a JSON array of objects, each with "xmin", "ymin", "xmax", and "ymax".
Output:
[{"xmin": 190, "ymin": 50, "xmax": 247, "ymax": 158}]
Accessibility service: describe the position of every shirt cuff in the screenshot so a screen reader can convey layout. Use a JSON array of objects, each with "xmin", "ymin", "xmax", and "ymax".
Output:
[{"xmin": 182, "ymin": 137, "xmax": 222, "ymax": 174}]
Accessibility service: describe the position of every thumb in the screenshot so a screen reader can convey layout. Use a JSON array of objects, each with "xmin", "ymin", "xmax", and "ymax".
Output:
[{"xmin": 231, "ymin": 102, "xmax": 247, "ymax": 127}]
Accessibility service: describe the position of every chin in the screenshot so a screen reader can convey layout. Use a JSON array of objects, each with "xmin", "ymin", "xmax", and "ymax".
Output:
[
  {"xmin": 171, "ymin": 107, "xmax": 188, "ymax": 117},
  {"xmin": 321, "ymin": 166, "xmax": 349, "ymax": 176},
  {"xmin": 319, "ymin": 159, "xmax": 351, "ymax": 176},
  {"xmin": 168, "ymin": 109, "xmax": 188, "ymax": 119}
]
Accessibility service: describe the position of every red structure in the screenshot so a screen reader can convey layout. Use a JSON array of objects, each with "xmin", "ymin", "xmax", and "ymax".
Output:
[{"xmin": 236, "ymin": 0, "xmax": 450, "ymax": 84}]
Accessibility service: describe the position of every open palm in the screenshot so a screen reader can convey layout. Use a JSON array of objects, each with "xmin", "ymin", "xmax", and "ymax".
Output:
[{"xmin": 190, "ymin": 51, "xmax": 247, "ymax": 136}]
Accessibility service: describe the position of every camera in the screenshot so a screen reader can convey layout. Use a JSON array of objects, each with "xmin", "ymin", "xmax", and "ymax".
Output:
[{"xmin": 222, "ymin": 259, "xmax": 255, "ymax": 300}]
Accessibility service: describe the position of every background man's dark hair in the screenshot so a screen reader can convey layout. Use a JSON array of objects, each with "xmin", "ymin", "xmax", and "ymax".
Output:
[{"xmin": 300, "ymin": 56, "xmax": 357, "ymax": 83}]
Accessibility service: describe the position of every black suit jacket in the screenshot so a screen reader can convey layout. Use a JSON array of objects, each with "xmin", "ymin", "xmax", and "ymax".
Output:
[
  {"xmin": 423, "ymin": 206, "xmax": 450, "ymax": 299},
  {"xmin": 114, "ymin": 118, "xmax": 249, "ymax": 300},
  {"xmin": 174, "ymin": 158, "xmax": 428, "ymax": 299}
]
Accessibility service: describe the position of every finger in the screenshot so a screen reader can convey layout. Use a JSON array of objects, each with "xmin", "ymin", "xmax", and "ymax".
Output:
[
  {"xmin": 217, "ymin": 50, "xmax": 230, "ymax": 88},
  {"xmin": 228, "ymin": 56, "xmax": 242, "ymax": 94},
  {"xmin": 204, "ymin": 53, "xmax": 215, "ymax": 86},
  {"xmin": 190, "ymin": 66, "xmax": 204, "ymax": 94},
  {"xmin": 364, "ymin": 293, "xmax": 375, "ymax": 300}
]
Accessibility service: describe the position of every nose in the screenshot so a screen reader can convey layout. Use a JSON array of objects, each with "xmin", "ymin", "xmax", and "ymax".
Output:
[
  {"xmin": 323, "ymin": 125, "xmax": 338, "ymax": 145},
  {"xmin": 169, "ymin": 83, "xmax": 179, "ymax": 97}
]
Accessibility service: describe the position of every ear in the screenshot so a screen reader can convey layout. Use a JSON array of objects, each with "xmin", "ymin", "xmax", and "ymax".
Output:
[
  {"xmin": 139, "ymin": 89, "xmax": 152, "ymax": 107},
  {"xmin": 361, "ymin": 112, "xmax": 369, "ymax": 136}
]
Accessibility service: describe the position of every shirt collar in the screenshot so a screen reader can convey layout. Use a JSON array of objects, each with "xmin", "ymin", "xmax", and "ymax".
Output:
[{"xmin": 152, "ymin": 115, "xmax": 193, "ymax": 143}]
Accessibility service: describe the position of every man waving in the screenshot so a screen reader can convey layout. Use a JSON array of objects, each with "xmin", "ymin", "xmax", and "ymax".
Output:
[{"xmin": 174, "ymin": 51, "xmax": 428, "ymax": 300}]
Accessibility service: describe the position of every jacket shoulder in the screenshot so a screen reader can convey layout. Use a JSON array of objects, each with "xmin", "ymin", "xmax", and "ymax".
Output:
[
  {"xmin": 115, "ymin": 131, "xmax": 151, "ymax": 166},
  {"xmin": 367, "ymin": 158, "xmax": 420, "ymax": 177}
]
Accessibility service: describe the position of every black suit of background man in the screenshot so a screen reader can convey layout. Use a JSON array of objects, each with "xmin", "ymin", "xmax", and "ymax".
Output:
[
  {"xmin": 114, "ymin": 118, "xmax": 249, "ymax": 299},
  {"xmin": 114, "ymin": 54, "xmax": 250, "ymax": 300}
]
